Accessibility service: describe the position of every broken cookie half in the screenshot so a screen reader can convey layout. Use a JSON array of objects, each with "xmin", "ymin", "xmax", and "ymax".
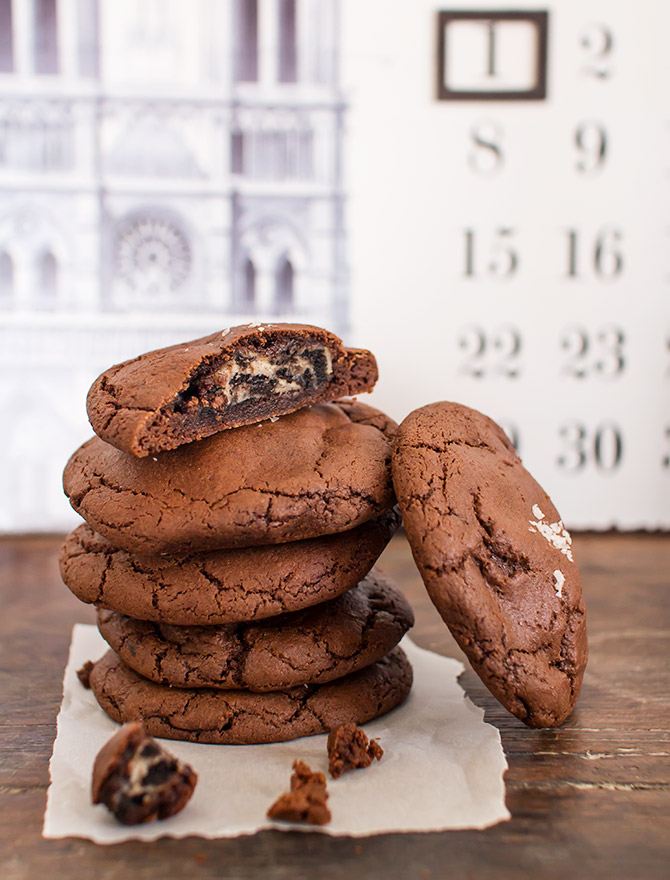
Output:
[
  {"xmin": 92, "ymin": 721, "xmax": 197, "ymax": 825},
  {"xmin": 86, "ymin": 323, "xmax": 378, "ymax": 457}
]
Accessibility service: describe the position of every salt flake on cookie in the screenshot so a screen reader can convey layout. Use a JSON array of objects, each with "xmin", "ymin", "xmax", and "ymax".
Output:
[{"xmin": 528, "ymin": 504, "xmax": 574, "ymax": 562}]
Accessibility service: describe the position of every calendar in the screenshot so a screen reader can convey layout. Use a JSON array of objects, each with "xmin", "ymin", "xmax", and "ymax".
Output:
[{"xmin": 343, "ymin": 0, "xmax": 670, "ymax": 529}]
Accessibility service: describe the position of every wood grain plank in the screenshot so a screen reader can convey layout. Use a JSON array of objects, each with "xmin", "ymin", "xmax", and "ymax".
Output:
[{"xmin": 0, "ymin": 532, "xmax": 668, "ymax": 880}]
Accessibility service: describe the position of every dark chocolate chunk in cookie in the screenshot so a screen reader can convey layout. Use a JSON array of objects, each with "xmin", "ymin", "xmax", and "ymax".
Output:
[
  {"xmin": 88, "ymin": 647, "xmax": 413, "ymax": 745},
  {"xmin": 91, "ymin": 722, "xmax": 197, "ymax": 825},
  {"xmin": 95, "ymin": 568, "xmax": 413, "ymax": 690},
  {"xmin": 327, "ymin": 722, "xmax": 383, "ymax": 778},
  {"xmin": 63, "ymin": 402, "xmax": 395, "ymax": 555},
  {"xmin": 86, "ymin": 323, "xmax": 378, "ymax": 457},
  {"xmin": 59, "ymin": 510, "xmax": 399, "ymax": 625},
  {"xmin": 392, "ymin": 401, "xmax": 587, "ymax": 728},
  {"xmin": 267, "ymin": 761, "xmax": 331, "ymax": 826}
]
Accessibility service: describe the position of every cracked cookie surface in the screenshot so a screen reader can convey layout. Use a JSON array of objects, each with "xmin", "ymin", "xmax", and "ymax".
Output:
[
  {"xmin": 63, "ymin": 402, "xmax": 396, "ymax": 555},
  {"xmin": 88, "ymin": 646, "xmax": 413, "ymax": 744},
  {"xmin": 95, "ymin": 569, "xmax": 414, "ymax": 691},
  {"xmin": 86, "ymin": 323, "xmax": 378, "ymax": 457},
  {"xmin": 392, "ymin": 401, "xmax": 587, "ymax": 728},
  {"xmin": 59, "ymin": 510, "xmax": 399, "ymax": 624}
]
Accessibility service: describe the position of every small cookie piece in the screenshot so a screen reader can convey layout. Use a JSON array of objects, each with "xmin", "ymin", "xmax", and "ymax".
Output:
[
  {"xmin": 88, "ymin": 647, "xmax": 413, "ymax": 745},
  {"xmin": 267, "ymin": 761, "xmax": 330, "ymax": 826},
  {"xmin": 76, "ymin": 660, "xmax": 94, "ymax": 689},
  {"xmin": 91, "ymin": 722, "xmax": 197, "ymax": 825},
  {"xmin": 392, "ymin": 401, "xmax": 587, "ymax": 728},
  {"xmin": 63, "ymin": 402, "xmax": 395, "ymax": 555},
  {"xmin": 86, "ymin": 323, "xmax": 378, "ymax": 457},
  {"xmin": 327, "ymin": 723, "xmax": 383, "ymax": 778},
  {"xmin": 59, "ymin": 510, "xmax": 399, "ymax": 625},
  {"xmin": 95, "ymin": 569, "xmax": 414, "ymax": 691}
]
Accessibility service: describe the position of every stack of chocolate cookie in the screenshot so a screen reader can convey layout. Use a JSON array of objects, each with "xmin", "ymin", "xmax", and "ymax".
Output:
[{"xmin": 60, "ymin": 324, "xmax": 414, "ymax": 744}]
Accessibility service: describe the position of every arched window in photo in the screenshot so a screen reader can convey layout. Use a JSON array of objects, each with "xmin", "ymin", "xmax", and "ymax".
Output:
[
  {"xmin": 275, "ymin": 254, "xmax": 294, "ymax": 312},
  {"xmin": 278, "ymin": 0, "xmax": 297, "ymax": 83},
  {"xmin": 231, "ymin": 128, "xmax": 245, "ymax": 174},
  {"xmin": 77, "ymin": 0, "xmax": 100, "ymax": 78},
  {"xmin": 233, "ymin": 0, "xmax": 258, "ymax": 83},
  {"xmin": 34, "ymin": 0, "xmax": 59, "ymax": 75},
  {"xmin": 0, "ymin": 0, "xmax": 14, "ymax": 73},
  {"xmin": 38, "ymin": 249, "xmax": 58, "ymax": 301},
  {"xmin": 0, "ymin": 250, "xmax": 13, "ymax": 302},
  {"xmin": 242, "ymin": 256, "xmax": 256, "ymax": 310}
]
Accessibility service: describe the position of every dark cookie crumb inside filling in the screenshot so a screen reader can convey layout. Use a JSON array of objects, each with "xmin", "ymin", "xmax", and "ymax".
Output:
[{"xmin": 174, "ymin": 338, "xmax": 334, "ymax": 419}]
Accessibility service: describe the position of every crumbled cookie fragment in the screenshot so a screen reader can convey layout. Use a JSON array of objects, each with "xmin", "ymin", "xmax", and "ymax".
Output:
[
  {"xmin": 267, "ymin": 760, "xmax": 331, "ymax": 826},
  {"xmin": 327, "ymin": 722, "xmax": 383, "ymax": 778},
  {"xmin": 76, "ymin": 659, "xmax": 95, "ymax": 689},
  {"xmin": 91, "ymin": 721, "xmax": 197, "ymax": 825}
]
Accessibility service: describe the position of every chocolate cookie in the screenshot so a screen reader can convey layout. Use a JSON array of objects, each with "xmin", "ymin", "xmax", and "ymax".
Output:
[
  {"xmin": 95, "ymin": 569, "xmax": 414, "ymax": 691},
  {"xmin": 92, "ymin": 722, "xmax": 197, "ymax": 825},
  {"xmin": 86, "ymin": 323, "xmax": 378, "ymax": 457},
  {"xmin": 59, "ymin": 510, "xmax": 399, "ymax": 624},
  {"xmin": 88, "ymin": 647, "xmax": 413, "ymax": 744},
  {"xmin": 63, "ymin": 402, "xmax": 395, "ymax": 555},
  {"xmin": 333, "ymin": 398, "xmax": 398, "ymax": 441},
  {"xmin": 392, "ymin": 402, "xmax": 587, "ymax": 728}
]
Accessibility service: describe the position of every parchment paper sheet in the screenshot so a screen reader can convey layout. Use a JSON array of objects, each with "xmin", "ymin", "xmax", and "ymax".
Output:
[{"xmin": 43, "ymin": 625, "xmax": 510, "ymax": 842}]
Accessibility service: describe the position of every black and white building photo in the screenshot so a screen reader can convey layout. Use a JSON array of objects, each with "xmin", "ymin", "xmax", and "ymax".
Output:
[{"xmin": 0, "ymin": 0, "xmax": 348, "ymax": 529}]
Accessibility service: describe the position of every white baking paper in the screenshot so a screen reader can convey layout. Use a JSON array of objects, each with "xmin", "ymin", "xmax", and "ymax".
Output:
[{"xmin": 43, "ymin": 624, "xmax": 510, "ymax": 842}]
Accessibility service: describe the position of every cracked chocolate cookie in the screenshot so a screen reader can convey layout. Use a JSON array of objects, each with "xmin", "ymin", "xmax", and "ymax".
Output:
[
  {"xmin": 86, "ymin": 323, "xmax": 378, "ymax": 457},
  {"xmin": 392, "ymin": 401, "xmax": 587, "ymax": 728},
  {"xmin": 95, "ymin": 569, "xmax": 414, "ymax": 691},
  {"xmin": 88, "ymin": 646, "xmax": 413, "ymax": 744},
  {"xmin": 92, "ymin": 721, "xmax": 197, "ymax": 825},
  {"xmin": 63, "ymin": 402, "xmax": 396, "ymax": 555},
  {"xmin": 59, "ymin": 510, "xmax": 399, "ymax": 624}
]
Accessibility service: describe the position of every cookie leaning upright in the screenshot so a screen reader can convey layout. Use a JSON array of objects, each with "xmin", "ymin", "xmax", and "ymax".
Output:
[
  {"xmin": 87, "ymin": 323, "xmax": 378, "ymax": 457},
  {"xmin": 392, "ymin": 401, "xmax": 587, "ymax": 728}
]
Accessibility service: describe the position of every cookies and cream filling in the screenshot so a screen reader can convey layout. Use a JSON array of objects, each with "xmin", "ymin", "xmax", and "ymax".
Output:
[
  {"xmin": 111, "ymin": 740, "xmax": 177, "ymax": 808},
  {"xmin": 213, "ymin": 343, "xmax": 334, "ymax": 407}
]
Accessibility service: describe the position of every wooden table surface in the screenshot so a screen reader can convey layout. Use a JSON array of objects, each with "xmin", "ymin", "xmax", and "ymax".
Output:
[{"xmin": 1, "ymin": 532, "xmax": 668, "ymax": 880}]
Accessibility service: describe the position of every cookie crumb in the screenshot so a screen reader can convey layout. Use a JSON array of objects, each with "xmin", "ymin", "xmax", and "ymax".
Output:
[
  {"xmin": 76, "ymin": 660, "xmax": 95, "ymax": 689},
  {"xmin": 267, "ymin": 760, "xmax": 331, "ymax": 826},
  {"xmin": 327, "ymin": 722, "xmax": 383, "ymax": 779},
  {"xmin": 92, "ymin": 722, "xmax": 197, "ymax": 825}
]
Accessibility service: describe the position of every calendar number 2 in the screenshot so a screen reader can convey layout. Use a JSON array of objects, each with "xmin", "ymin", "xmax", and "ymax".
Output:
[{"xmin": 580, "ymin": 23, "xmax": 615, "ymax": 79}]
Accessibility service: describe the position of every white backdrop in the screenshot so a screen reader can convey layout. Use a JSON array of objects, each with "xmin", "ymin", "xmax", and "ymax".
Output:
[{"xmin": 0, "ymin": 0, "xmax": 667, "ymax": 531}]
